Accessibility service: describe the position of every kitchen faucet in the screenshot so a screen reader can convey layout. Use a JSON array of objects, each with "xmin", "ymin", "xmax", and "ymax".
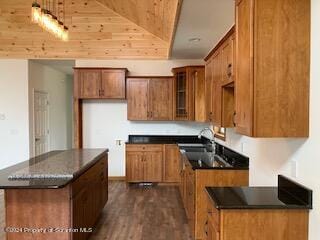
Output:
[{"xmin": 198, "ymin": 127, "xmax": 216, "ymax": 153}]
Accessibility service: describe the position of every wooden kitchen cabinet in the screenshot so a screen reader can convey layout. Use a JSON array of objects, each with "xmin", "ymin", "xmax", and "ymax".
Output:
[
  {"xmin": 144, "ymin": 151, "xmax": 163, "ymax": 182},
  {"xmin": 126, "ymin": 151, "xmax": 145, "ymax": 182},
  {"xmin": 179, "ymin": 153, "xmax": 249, "ymax": 240},
  {"xmin": 211, "ymin": 51, "xmax": 222, "ymax": 126},
  {"xmin": 76, "ymin": 69, "xmax": 101, "ymax": 99},
  {"xmin": 205, "ymin": 28, "xmax": 235, "ymax": 128},
  {"xmin": 127, "ymin": 77, "xmax": 173, "ymax": 121},
  {"xmin": 126, "ymin": 144, "xmax": 163, "ymax": 182},
  {"xmin": 148, "ymin": 78, "xmax": 174, "ymax": 120},
  {"xmin": 101, "ymin": 69, "xmax": 126, "ymax": 98},
  {"xmin": 74, "ymin": 68, "xmax": 127, "ymax": 99},
  {"xmin": 204, "ymin": 194, "xmax": 309, "ymax": 240},
  {"xmin": 163, "ymin": 144, "xmax": 181, "ymax": 183},
  {"xmin": 235, "ymin": 0, "xmax": 310, "ymax": 137},
  {"xmin": 127, "ymin": 78, "xmax": 149, "ymax": 121},
  {"xmin": 205, "ymin": 59, "xmax": 213, "ymax": 122},
  {"xmin": 172, "ymin": 66, "xmax": 205, "ymax": 121},
  {"xmin": 126, "ymin": 144, "xmax": 181, "ymax": 184}
]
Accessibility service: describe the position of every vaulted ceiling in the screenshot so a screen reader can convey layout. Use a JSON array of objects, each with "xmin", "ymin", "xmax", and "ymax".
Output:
[{"xmin": 0, "ymin": 0, "xmax": 181, "ymax": 59}]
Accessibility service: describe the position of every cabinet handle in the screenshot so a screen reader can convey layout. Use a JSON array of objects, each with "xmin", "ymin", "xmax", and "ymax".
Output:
[
  {"xmin": 98, "ymin": 89, "xmax": 101, "ymax": 96},
  {"xmin": 227, "ymin": 64, "xmax": 232, "ymax": 78},
  {"xmin": 150, "ymin": 112, "xmax": 153, "ymax": 118},
  {"xmin": 147, "ymin": 112, "xmax": 150, "ymax": 118},
  {"xmin": 233, "ymin": 111, "xmax": 236, "ymax": 127},
  {"xmin": 204, "ymin": 220, "xmax": 208, "ymax": 236}
]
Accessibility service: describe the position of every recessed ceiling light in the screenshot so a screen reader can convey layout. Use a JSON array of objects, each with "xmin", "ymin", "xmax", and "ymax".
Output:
[{"xmin": 189, "ymin": 38, "xmax": 201, "ymax": 43}]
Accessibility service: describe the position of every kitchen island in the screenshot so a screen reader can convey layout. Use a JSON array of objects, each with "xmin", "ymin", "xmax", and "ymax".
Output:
[{"xmin": 0, "ymin": 149, "xmax": 108, "ymax": 240}]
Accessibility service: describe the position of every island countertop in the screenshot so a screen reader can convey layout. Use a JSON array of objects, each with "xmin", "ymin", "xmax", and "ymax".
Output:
[{"xmin": 0, "ymin": 149, "xmax": 108, "ymax": 189}]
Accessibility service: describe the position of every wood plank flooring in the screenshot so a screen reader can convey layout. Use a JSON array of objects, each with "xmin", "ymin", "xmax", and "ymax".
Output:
[{"xmin": 0, "ymin": 181, "xmax": 192, "ymax": 240}]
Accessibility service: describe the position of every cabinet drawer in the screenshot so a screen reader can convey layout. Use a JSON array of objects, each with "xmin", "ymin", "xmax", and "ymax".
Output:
[{"xmin": 126, "ymin": 144, "xmax": 163, "ymax": 152}]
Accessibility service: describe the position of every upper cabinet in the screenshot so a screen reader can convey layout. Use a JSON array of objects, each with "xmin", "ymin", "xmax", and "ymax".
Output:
[
  {"xmin": 172, "ymin": 66, "xmax": 205, "ymax": 121},
  {"xmin": 235, "ymin": 0, "xmax": 310, "ymax": 137},
  {"xmin": 127, "ymin": 77, "xmax": 173, "ymax": 121},
  {"xmin": 101, "ymin": 69, "xmax": 126, "ymax": 99},
  {"xmin": 74, "ymin": 68, "xmax": 127, "ymax": 99},
  {"xmin": 205, "ymin": 28, "xmax": 235, "ymax": 128}
]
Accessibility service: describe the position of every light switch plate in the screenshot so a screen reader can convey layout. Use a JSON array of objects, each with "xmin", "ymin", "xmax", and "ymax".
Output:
[{"xmin": 0, "ymin": 113, "xmax": 5, "ymax": 120}]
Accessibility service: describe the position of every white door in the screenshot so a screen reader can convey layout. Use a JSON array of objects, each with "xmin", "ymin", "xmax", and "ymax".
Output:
[{"xmin": 34, "ymin": 91, "xmax": 49, "ymax": 156}]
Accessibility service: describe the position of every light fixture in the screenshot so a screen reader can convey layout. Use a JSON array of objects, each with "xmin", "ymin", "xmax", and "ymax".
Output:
[
  {"xmin": 189, "ymin": 38, "xmax": 201, "ymax": 43},
  {"xmin": 31, "ymin": 2, "xmax": 41, "ymax": 23},
  {"xmin": 31, "ymin": 0, "xmax": 69, "ymax": 41}
]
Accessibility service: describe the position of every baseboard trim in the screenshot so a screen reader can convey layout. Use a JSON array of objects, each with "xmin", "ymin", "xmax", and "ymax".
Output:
[{"xmin": 108, "ymin": 176, "xmax": 126, "ymax": 181}]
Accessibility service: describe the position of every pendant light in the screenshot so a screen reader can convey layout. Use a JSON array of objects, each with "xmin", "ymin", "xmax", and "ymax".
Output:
[
  {"xmin": 31, "ymin": 0, "xmax": 69, "ymax": 41},
  {"xmin": 31, "ymin": 1, "xmax": 41, "ymax": 23}
]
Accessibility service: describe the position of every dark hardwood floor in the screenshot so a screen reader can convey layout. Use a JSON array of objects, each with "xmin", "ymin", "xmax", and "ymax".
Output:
[
  {"xmin": 90, "ymin": 181, "xmax": 192, "ymax": 240},
  {"xmin": 0, "ymin": 181, "xmax": 192, "ymax": 240}
]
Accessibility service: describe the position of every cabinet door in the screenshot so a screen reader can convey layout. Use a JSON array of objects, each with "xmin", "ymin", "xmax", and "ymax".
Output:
[
  {"xmin": 221, "ymin": 35, "xmax": 235, "ymax": 85},
  {"xmin": 144, "ymin": 151, "xmax": 163, "ymax": 182},
  {"xmin": 173, "ymin": 71, "xmax": 188, "ymax": 120},
  {"xmin": 148, "ymin": 78, "xmax": 173, "ymax": 120},
  {"xmin": 235, "ymin": 0, "xmax": 254, "ymax": 136},
  {"xmin": 206, "ymin": 216, "xmax": 220, "ymax": 240},
  {"xmin": 73, "ymin": 188, "xmax": 90, "ymax": 240},
  {"xmin": 186, "ymin": 168, "xmax": 195, "ymax": 237},
  {"xmin": 127, "ymin": 78, "xmax": 149, "ymax": 120},
  {"xmin": 212, "ymin": 51, "xmax": 222, "ymax": 126},
  {"xmin": 173, "ymin": 69, "xmax": 195, "ymax": 121},
  {"xmin": 205, "ymin": 59, "xmax": 213, "ymax": 122},
  {"xmin": 126, "ymin": 152, "xmax": 144, "ymax": 182},
  {"xmin": 78, "ymin": 69, "xmax": 101, "ymax": 98},
  {"xmin": 164, "ymin": 145, "xmax": 180, "ymax": 183},
  {"xmin": 101, "ymin": 69, "xmax": 126, "ymax": 99},
  {"xmin": 194, "ymin": 67, "xmax": 206, "ymax": 122}
]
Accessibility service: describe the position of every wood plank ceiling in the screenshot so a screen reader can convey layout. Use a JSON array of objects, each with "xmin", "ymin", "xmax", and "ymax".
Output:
[{"xmin": 0, "ymin": 0, "xmax": 181, "ymax": 59}]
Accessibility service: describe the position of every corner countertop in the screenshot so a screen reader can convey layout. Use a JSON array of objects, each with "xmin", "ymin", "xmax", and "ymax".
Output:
[
  {"xmin": 205, "ymin": 176, "xmax": 312, "ymax": 210},
  {"xmin": 0, "ymin": 149, "xmax": 108, "ymax": 189}
]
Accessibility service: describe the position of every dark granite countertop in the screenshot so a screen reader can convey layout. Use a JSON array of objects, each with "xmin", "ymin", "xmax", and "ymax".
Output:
[
  {"xmin": 126, "ymin": 135, "xmax": 249, "ymax": 170},
  {"xmin": 205, "ymin": 175, "xmax": 312, "ymax": 209},
  {"xmin": 0, "ymin": 149, "xmax": 108, "ymax": 189},
  {"xmin": 126, "ymin": 135, "xmax": 208, "ymax": 145},
  {"xmin": 180, "ymin": 143, "xmax": 249, "ymax": 170}
]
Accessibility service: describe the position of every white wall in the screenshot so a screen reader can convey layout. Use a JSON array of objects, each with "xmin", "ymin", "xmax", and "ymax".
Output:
[
  {"xmin": 216, "ymin": 1, "xmax": 320, "ymax": 239},
  {"xmin": 77, "ymin": 59, "xmax": 209, "ymax": 177},
  {"xmin": 76, "ymin": 59, "xmax": 204, "ymax": 76},
  {"xmin": 28, "ymin": 61, "xmax": 73, "ymax": 157},
  {"xmin": 0, "ymin": 60, "xmax": 30, "ymax": 169}
]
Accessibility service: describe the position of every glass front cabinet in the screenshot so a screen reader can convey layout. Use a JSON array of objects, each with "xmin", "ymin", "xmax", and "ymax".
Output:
[{"xmin": 172, "ymin": 66, "xmax": 204, "ymax": 121}]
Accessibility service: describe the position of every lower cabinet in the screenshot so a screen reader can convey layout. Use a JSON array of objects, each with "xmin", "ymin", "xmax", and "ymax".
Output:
[
  {"xmin": 126, "ymin": 144, "xmax": 181, "ymax": 183},
  {"xmin": 126, "ymin": 144, "xmax": 163, "ymax": 182},
  {"xmin": 204, "ymin": 194, "xmax": 309, "ymax": 240},
  {"xmin": 164, "ymin": 144, "xmax": 181, "ymax": 182},
  {"xmin": 72, "ymin": 156, "xmax": 108, "ymax": 240},
  {"xmin": 179, "ymin": 154, "xmax": 249, "ymax": 240}
]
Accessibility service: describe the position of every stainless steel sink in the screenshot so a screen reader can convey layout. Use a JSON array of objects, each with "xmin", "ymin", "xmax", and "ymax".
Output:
[{"xmin": 181, "ymin": 147, "xmax": 208, "ymax": 153}]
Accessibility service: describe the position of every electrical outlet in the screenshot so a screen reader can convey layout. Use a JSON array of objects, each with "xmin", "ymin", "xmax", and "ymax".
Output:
[
  {"xmin": 241, "ymin": 142, "xmax": 248, "ymax": 154},
  {"xmin": 291, "ymin": 160, "xmax": 298, "ymax": 178},
  {"xmin": 116, "ymin": 140, "xmax": 122, "ymax": 146}
]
